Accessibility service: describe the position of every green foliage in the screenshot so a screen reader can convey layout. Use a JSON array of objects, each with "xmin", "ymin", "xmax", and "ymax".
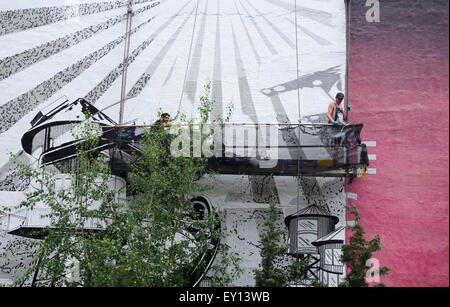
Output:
[
  {"xmin": 210, "ymin": 242, "xmax": 244, "ymax": 287},
  {"xmin": 253, "ymin": 199, "xmax": 320, "ymax": 287},
  {"xmin": 6, "ymin": 84, "xmax": 242, "ymax": 287},
  {"xmin": 288, "ymin": 255, "xmax": 311, "ymax": 282},
  {"xmin": 339, "ymin": 203, "xmax": 390, "ymax": 287},
  {"xmin": 8, "ymin": 118, "xmax": 118, "ymax": 286},
  {"xmin": 253, "ymin": 200, "xmax": 390, "ymax": 287},
  {"xmin": 253, "ymin": 200, "xmax": 290, "ymax": 287}
]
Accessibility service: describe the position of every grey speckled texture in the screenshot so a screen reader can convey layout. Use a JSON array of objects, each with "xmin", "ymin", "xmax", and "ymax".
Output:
[{"xmin": 0, "ymin": 0, "xmax": 155, "ymax": 36}]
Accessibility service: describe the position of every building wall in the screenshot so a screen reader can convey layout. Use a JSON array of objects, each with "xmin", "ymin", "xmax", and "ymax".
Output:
[{"xmin": 348, "ymin": 0, "xmax": 449, "ymax": 287}]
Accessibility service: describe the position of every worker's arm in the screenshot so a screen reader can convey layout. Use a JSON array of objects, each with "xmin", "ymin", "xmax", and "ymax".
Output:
[{"xmin": 327, "ymin": 102, "xmax": 335, "ymax": 123}]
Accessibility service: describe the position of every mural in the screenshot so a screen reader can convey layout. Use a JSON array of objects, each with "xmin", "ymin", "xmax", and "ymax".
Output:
[{"xmin": 0, "ymin": 0, "xmax": 351, "ymax": 286}]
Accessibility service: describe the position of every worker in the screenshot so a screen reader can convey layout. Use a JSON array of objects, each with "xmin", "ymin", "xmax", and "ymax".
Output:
[
  {"xmin": 327, "ymin": 92, "xmax": 351, "ymax": 125},
  {"xmin": 151, "ymin": 113, "xmax": 172, "ymax": 131},
  {"xmin": 326, "ymin": 93, "xmax": 352, "ymax": 162}
]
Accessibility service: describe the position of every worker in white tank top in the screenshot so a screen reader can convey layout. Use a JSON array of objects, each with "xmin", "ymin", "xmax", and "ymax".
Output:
[{"xmin": 327, "ymin": 92, "xmax": 351, "ymax": 125}]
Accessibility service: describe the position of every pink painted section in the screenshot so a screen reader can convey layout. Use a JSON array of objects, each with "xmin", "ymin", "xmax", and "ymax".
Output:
[{"xmin": 347, "ymin": 0, "xmax": 449, "ymax": 287}]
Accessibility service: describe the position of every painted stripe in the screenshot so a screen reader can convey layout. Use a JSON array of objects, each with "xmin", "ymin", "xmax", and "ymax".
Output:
[
  {"xmin": 0, "ymin": 1, "xmax": 162, "ymax": 82},
  {"xmin": 184, "ymin": 1, "xmax": 209, "ymax": 104},
  {"xmin": 127, "ymin": 6, "xmax": 195, "ymax": 99},
  {"xmin": 269, "ymin": 95, "xmax": 300, "ymax": 159},
  {"xmin": 260, "ymin": 66, "xmax": 342, "ymax": 99},
  {"xmin": 85, "ymin": 0, "xmax": 193, "ymax": 104},
  {"xmin": 358, "ymin": 167, "xmax": 377, "ymax": 176},
  {"xmin": 346, "ymin": 220, "xmax": 356, "ymax": 227},
  {"xmin": 261, "ymin": 0, "xmax": 333, "ymax": 28},
  {"xmin": 0, "ymin": 150, "xmax": 31, "ymax": 191},
  {"xmin": 242, "ymin": 0, "xmax": 295, "ymax": 49},
  {"xmin": 346, "ymin": 192, "xmax": 357, "ymax": 200},
  {"xmin": 211, "ymin": 0, "xmax": 223, "ymax": 120},
  {"xmin": 233, "ymin": 0, "xmax": 262, "ymax": 66},
  {"xmin": 0, "ymin": 0, "xmax": 154, "ymax": 36},
  {"xmin": 362, "ymin": 141, "xmax": 377, "ymax": 147},
  {"xmin": 286, "ymin": 19, "xmax": 332, "ymax": 46},
  {"xmin": 368, "ymin": 154, "xmax": 377, "ymax": 160},
  {"xmin": 238, "ymin": 0, "xmax": 277, "ymax": 55},
  {"xmin": 231, "ymin": 23, "xmax": 259, "ymax": 124},
  {"xmin": 162, "ymin": 56, "xmax": 178, "ymax": 87}
]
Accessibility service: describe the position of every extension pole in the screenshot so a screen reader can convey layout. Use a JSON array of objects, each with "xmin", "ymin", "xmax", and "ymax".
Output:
[
  {"xmin": 345, "ymin": 0, "xmax": 351, "ymax": 122},
  {"xmin": 119, "ymin": 7, "xmax": 133, "ymax": 125}
]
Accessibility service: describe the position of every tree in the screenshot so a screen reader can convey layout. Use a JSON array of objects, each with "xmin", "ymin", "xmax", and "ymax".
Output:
[
  {"xmin": 339, "ymin": 203, "xmax": 390, "ymax": 287},
  {"xmin": 8, "ymin": 117, "xmax": 120, "ymax": 286},
  {"xmin": 253, "ymin": 198, "xmax": 290, "ymax": 287},
  {"xmin": 253, "ymin": 198, "xmax": 323, "ymax": 287}
]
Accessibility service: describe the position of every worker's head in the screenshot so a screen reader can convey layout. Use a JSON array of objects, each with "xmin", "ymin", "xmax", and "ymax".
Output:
[
  {"xmin": 161, "ymin": 113, "xmax": 170, "ymax": 122},
  {"xmin": 335, "ymin": 92, "xmax": 344, "ymax": 104}
]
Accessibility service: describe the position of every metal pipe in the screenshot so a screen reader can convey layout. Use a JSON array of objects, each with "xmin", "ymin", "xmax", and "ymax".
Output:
[{"xmin": 119, "ymin": 7, "xmax": 133, "ymax": 125}]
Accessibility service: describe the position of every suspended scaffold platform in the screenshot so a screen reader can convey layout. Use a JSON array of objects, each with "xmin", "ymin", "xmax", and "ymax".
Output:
[{"xmin": 21, "ymin": 98, "xmax": 369, "ymax": 179}]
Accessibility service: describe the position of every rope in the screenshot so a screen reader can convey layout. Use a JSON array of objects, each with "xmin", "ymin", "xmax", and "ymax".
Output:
[{"xmin": 174, "ymin": 0, "xmax": 200, "ymax": 120}]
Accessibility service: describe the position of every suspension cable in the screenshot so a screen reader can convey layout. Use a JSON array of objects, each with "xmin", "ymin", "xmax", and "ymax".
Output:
[{"xmin": 174, "ymin": 0, "xmax": 200, "ymax": 120}]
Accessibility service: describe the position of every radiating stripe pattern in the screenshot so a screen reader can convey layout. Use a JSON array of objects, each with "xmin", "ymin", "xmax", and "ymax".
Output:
[
  {"xmin": 0, "ymin": 0, "xmax": 344, "ymax": 175},
  {"xmin": 0, "ymin": 16, "xmax": 155, "ymax": 133},
  {"xmin": 0, "ymin": 0, "xmax": 155, "ymax": 36}
]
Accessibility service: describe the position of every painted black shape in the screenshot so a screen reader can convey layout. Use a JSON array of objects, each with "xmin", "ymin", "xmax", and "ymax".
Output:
[{"xmin": 261, "ymin": 66, "xmax": 342, "ymax": 100}]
